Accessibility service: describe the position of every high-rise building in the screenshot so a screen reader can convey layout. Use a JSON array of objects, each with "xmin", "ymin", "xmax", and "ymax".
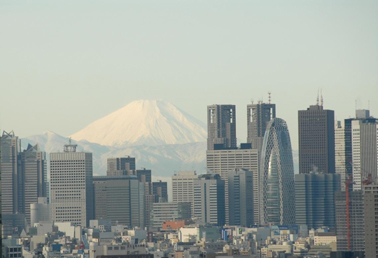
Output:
[
  {"xmin": 335, "ymin": 191, "xmax": 364, "ymax": 251},
  {"xmin": 107, "ymin": 156, "xmax": 135, "ymax": 176},
  {"xmin": 335, "ymin": 120, "xmax": 347, "ymax": 190},
  {"xmin": 295, "ymin": 173, "xmax": 341, "ymax": 230},
  {"xmin": 206, "ymin": 148, "xmax": 259, "ymax": 224},
  {"xmin": 193, "ymin": 174, "xmax": 225, "ymax": 226},
  {"xmin": 50, "ymin": 142, "xmax": 93, "ymax": 227},
  {"xmin": 363, "ymin": 184, "xmax": 378, "ymax": 257},
  {"xmin": 152, "ymin": 181, "xmax": 168, "ymax": 202},
  {"xmin": 207, "ymin": 105, "xmax": 237, "ymax": 150},
  {"xmin": 298, "ymin": 103, "xmax": 335, "ymax": 174},
  {"xmin": 228, "ymin": 168, "xmax": 253, "ymax": 227},
  {"xmin": 150, "ymin": 202, "xmax": 191, "ymax": 229},
  {"xmin": 20, "ymin": 144, "xmax": 47, "ymax": 225},
  {"xmin": 260, "ymin": 118, "xmax": 295, "ymax": 225},
  {"xmin": 335, "ymin": 110, "xmax": 376, "ymax": 190},
  {"xmin": 135, "ymin": 168, "xmax": 152, "ymax": 183},
  {"xmin": 172, "ymin": 171, "xmax": 197, "ymax": 214},
  {"xmin": 350, "ymin": 116, "xmax": 378, "ymax": 191},
  {"xmin": 1, "ymin": 131, "xmax": 47, "ymax": 229},
  {"xmin": 93, "ymin": 176, "xmax": 145, "ymax": 228},
  {"xmin": 1, "ymin": 131, "xmax": 21, "ymax": 215},
  {"xmin": 247, "ymin": 101, "xmax": 276, "ymax": 150}
]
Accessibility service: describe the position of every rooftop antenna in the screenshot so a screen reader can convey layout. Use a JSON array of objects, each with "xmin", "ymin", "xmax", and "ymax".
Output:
[
  {"xmin": 64, "ymin": 137, "xmax": 77, "ymax": 153},
  {"xmin": 320, "ymin": 89, "xmax": 323, "ymax": 107},
  {"xmin": 316, "ymin": 90, "xmax": 319, "ymax": 106},
  {"xmin": 268, "ymin": 92, "xmax": 271, "ymax": 104}
]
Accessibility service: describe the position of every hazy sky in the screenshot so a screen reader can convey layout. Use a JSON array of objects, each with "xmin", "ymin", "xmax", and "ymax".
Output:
[{"xmin": 1, "ymin": 0, "xmax": 377, "ymax": 149}]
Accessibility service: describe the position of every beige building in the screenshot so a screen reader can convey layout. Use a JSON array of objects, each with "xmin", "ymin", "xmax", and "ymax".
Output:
[{"xmin": 50, "ymin": 143, "xmax": 93, "ymax": 227}]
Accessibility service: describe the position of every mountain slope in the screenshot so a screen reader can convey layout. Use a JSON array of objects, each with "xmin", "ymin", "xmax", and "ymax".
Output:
[{"xmin": 70, "ymin": 100, "xmax": 207, "ymax": 147}]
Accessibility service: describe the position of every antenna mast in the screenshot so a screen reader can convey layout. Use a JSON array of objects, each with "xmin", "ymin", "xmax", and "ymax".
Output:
[{"xmin": 268, "ymin": 92, "xmax": 271, "ymax": 104}]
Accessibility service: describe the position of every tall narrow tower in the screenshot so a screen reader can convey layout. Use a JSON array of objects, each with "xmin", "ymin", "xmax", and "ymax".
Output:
[
  {"xmin": 207, "ymin": 105, "xmax": 237, "ymax": 150},
  {"xmin": 260, "ymin": 118, "xmax": 295, "ymax": 225},
  {"xmin": 247, "ymin": 101, "xmax": 276, "ymax": 150}
]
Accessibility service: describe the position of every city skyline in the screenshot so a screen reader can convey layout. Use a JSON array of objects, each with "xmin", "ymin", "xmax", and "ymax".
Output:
[{"xmin": 1, "ymin": 1, "xmax": 377, "ymax": 151}]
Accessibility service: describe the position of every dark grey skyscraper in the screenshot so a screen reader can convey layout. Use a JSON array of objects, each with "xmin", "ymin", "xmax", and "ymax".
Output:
[
  {"xmin": 298, "ymin": 102, "xmax": 335, "ymax": 174},
  {"xmin": 20, "ymin": 144, "xmax": 47, "ymax": 225},
  {"xmin": 260, "ymin": 118, "xmax": 295, "ymax": 225},
  {"xmin": 295, "ymin": 173, "xmax": 340, "ymax": 229},
  {"xmin": 228, "ymin": 168, "xmax": 253, "ymax": 227},
  {"xmin": 107, "ymin": 156, "xmax": 135, "ymax": 176},
  {"xmin": 1, "ymin": 131, "xmax": 21, "ymax": 215},
  {"xmin": 152, "ymin": 180, "xmax": 168, "ymax": 202},
  {"xmin": 247, "ymin": 101, "xmax": 276, "ymax": 150},
  {"xmin": 364, "ymin": 184, "xmax": 378, "ymax": 257},
  {"xmin": 207, "ymin": 105, "xmax": 236, "ymax": 150},
  {"xmin": 335, "ymin": 190, "xmax": 365, "ymax": 251},
  {"xmin": 93, "ymin": 176, "xmax": 145, "ymax": 228}
]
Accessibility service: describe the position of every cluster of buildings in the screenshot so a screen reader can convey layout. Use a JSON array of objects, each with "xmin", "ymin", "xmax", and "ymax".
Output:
[{"xmin": 1, "ymin": 96, "xmax": 378, "ymax": 258}]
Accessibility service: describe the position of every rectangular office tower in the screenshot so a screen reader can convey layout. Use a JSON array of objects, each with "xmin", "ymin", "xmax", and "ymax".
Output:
[
  {"xmin": 335, "ymin": 191, "xmax": 364, "ymax": 251},
  {"xmin": 363, "ymin": 184, "xmax": 378, "ymax": 257},
  {"xmin": 20, "ymin": 144, "xmax": 47, "ymax": 225},
  {"xmin": 1, "ymin": 131, "xmax": 22, "ymax": 215},
  {"xmin": 172, "ymin": 171, "xmax": 198, "ymax": 215},
  {"xmin": 247, "ymin": 101, "xmax": 276, "ymax": 150},
  {"xmin": 93, "ymin": 176, "xmax": 145, "ymax": 228},
  {"xmin": 107, "ymin": 156, "xmax": 136, "ymax": 176},
  {"xmin": 207, "ymin": 105, "xmax": 237, "ymax": 150},
  {"xmin": 50, "ymin": 142, "xmax": 93, "ymax": 227},
  {"xmin": 298, "ymin": 104, "xmax": 335, "ymax": 174},
  {"xmin": 335, "ymin": 110, "xmax": 376, "ymax": 190},
  {"xmin": 350, "ymin": 116, "xmax": 378, "ymax": 191},
  {"xmin": 228, "ymin": 168, "xmax": 253, "ymax": 227},
  {"xmin": 295, "ymin": 173, "xmax": 340, "ymax": 230},
  {"xmin": 207, "ymin": 148, "xmax": 259, "ymax": 225},
  {"xmin": 152, "ymin": 181, "xmax": 168, "ymax": 202},
  {"xmin": 193, "ymin": 174, "xmax": 225, "ymax": 226}
]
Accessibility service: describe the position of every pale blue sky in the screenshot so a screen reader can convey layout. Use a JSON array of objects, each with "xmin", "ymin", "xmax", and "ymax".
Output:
[{"xmin": 1, "ymin": 0, "xmax": 377, "ymax": 149}]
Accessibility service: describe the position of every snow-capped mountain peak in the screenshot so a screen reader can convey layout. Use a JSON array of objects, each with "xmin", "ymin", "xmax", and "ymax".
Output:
[{"xmin": 70, "ymin": 100, "xmax": 206, "ymax": 147}]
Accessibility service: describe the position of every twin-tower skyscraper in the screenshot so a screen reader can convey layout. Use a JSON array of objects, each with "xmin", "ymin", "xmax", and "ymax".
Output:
[{"xmin": 206, "ymin": 101, "xmax": 295, "ymax": 226}]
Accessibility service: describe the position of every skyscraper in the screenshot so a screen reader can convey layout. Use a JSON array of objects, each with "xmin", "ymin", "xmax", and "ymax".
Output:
[
  {"xmin": 260, "ymin": 118, "xmax": 295, "ymax": 225},
  {"xmin": 172, "ymin": 171, "xmax": 197, "ymax": 214},
  {"xmin": 228, "ymin": 168, "xmax": 253, "ymax": 227},
  {"xmin": 50, "ymin": 142, "xmax": 93, "ymax": 227},
  {"xmin": 152, "ymin": 181, "xmax": 168, "ymax": 202},
  {"xmin": 107, "ymin": 156, "xmax": 136, "ymax": 176},
  {"xmin": 335, "ymin": 110, "xmax": 376, "ymax": 190},
  {"xmin": 298, "ymin": 102, "xmax": 335, "ymax": 174},
  {"xmin": 206, "ymin": 148, "xmax": 259, "ymax": 224},
  {"xmin": 350, "ymin": 115, "xmax": 378, "ymax": 191},
  {"xmin": 1, "ymin": 131, "xmax": 21, "ymax": 215},
  {"xmin": 93, "ymin": 176, "xmax": 145, "ymax": 228},
  {"xmin": 20, "ymin": 144, "xmax": 47, "ymax": 225},
  {"xmin": 193, "ymin": 174, "xmax": 225, "ymax": 226},
  {"xmin": 335, "ymin": 190, "xmax": 365, "ymax": 251},
  {"xmin": 295, "ymin": 173, "xmax": 341, "ymax": 230},
  {"xmin": 247, "ymin": 101, "xmax": 276, "ymax": 150},
  {"xmin": 363, "ymin": 184, "xmax": 378, "ymax": 257},
  {"xmin": 207, "ymin": 105, "xmax": 236, "ymax": 150}
]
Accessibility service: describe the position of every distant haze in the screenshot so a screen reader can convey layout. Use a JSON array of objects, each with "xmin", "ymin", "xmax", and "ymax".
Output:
[{"xmin": 1, "ymin": 0, "xmax": 377, "ymax": 150}]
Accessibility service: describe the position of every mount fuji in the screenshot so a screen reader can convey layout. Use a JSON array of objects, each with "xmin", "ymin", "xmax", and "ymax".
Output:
[
  {"xmin": 21, "ymin": 100, "xmax": 207, "ymax": 177},
  {"xmin": 70, "ymin": 100, "xmax": 207, "ymax": 147}
]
